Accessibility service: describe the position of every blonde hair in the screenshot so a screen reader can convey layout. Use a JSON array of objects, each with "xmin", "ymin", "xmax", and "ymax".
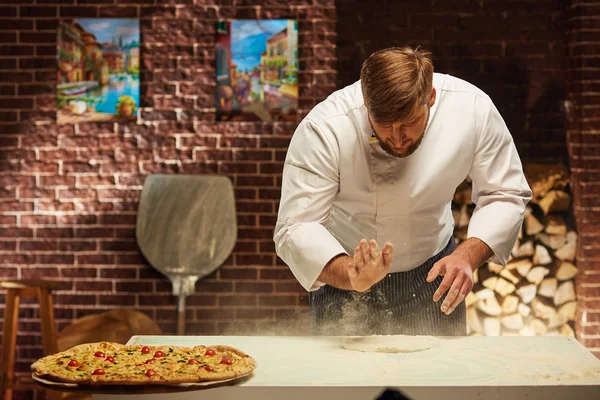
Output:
[{"xmin": 360, "ymin": 46, "xmax": 434, "ymax": 125}]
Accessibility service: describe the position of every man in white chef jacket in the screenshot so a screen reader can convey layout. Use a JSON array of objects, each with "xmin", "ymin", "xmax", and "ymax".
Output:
[{"xmin": 274, "ymin": 46, "xmax": 532, "ymax": 335}]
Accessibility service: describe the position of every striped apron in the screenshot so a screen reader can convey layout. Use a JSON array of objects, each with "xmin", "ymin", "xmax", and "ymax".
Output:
[{"xmin": 309, "ymin": 237, "xmax": 466, "ymax": 336}]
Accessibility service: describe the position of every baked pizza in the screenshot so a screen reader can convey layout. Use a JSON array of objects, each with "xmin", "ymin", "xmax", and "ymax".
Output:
[{"xmin": 31, "ymin": 341, "xmax": 257, "ymax": 385}]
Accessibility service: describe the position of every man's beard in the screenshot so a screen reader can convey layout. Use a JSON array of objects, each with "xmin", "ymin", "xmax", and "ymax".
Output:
[
  {"xmin": 373, "ymin": 113, "xmax": 429, "ymax": 159},
  {"xmin": 376, "ymin": 130, "xmax": 426, "ymax": 158}
]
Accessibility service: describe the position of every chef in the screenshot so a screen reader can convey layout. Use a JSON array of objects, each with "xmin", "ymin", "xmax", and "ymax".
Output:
[{"xmin": 273, "ymin": 46, "xmax": 532, "ymax": 336}]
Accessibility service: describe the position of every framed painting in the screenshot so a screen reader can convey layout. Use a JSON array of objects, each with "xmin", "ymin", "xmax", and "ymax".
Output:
[
  {"xmin": 57, "ymin": 19, "xmax": 140, "ymax": 124},
  {"xmin": 216, "ymin": 20, "xmax": 298, "ymax": 122}
]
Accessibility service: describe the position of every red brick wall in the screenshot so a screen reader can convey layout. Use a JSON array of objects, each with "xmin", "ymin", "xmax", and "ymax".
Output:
[
  {"xmin": 567, "ymin": 0, "xmax": 600, "ymax": 356},
  {"xmin": 336, "ymin": 0, "xmax": 568, "ymax": 162},
  {"xmin": 0, "ymin": 0, "xmax": 336, "ymax": 388}
]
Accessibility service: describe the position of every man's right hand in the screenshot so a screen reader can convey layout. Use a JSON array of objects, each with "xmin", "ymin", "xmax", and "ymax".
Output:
[{"xmin": 346, "ymin": 239, "xmax": 394, "ymax": 292}]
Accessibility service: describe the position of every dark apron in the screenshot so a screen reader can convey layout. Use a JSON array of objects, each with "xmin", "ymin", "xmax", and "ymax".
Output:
[{"xmin": 309, "ymin": 237, "xmax": 466, "ymax": 336}]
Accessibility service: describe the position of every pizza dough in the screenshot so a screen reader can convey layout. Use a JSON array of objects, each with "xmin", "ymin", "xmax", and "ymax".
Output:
[{"xmin": 341, "ymin": 335, "xmax": 434, "ymax": 353}]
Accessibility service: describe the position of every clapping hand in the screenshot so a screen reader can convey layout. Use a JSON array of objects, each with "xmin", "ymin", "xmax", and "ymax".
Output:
[{"xmin": 347, "ymin": 239, "xmax": 394, "ymax": 292}]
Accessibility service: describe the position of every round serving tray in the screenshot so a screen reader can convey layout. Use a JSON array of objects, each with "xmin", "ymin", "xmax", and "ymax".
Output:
[{"xmin": 32, "ymin": 372, "xmax": 252, "ymax": 394}]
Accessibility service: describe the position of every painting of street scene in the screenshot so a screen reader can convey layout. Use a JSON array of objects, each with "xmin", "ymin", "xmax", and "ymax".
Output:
[
  {"xmin": 57, "ymin": 19, "xmax": 140, "ymax": 124},
  {"xmin": 216, "ymin": 20, "xmax": 298, "ymax": 122}
]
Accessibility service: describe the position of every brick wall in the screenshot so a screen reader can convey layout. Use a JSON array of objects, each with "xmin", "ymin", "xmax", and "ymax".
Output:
[
  {"xmin": 336, "ymin": 0, "xmax": 568, "ymax": 162},
  {"xmin": 567, "ymin": 0, "xmax": 600, "ymax": 357},
  {"xmin": 0, "ymin": 0, "xmax": 336, "ymax": 388}
]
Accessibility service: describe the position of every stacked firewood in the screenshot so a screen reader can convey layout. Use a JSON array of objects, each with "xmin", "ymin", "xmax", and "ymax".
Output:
[{"xmin": 453, "ymin": 163, "xmax": 577, "ymax": 337}]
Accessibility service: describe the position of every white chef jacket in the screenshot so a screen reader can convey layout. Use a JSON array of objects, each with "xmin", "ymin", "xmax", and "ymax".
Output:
[{"xmin": 274, "ymin": 73, "xmax": 533, "ymax": 292}]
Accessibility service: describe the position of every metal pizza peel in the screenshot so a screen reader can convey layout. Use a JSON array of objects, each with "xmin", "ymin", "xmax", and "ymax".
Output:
[{"xmin": 136, "ymin": 174, "xmax": 237, "ymax": 335}]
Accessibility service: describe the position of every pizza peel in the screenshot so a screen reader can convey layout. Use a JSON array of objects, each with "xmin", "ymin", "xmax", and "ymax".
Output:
[{"xmin": 136, "ymin": 174, "xmax": 237, "ymax": 335}]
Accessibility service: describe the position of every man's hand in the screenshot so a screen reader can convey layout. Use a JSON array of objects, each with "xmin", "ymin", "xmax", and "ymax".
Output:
[
  {"xmin": 426, "ymin": 237, "xmax": 493, "ymax": 315},
  {"xmin": 347, "ymin": 239, "xmax": 394, "ymax": 292},
  {"xmin": 426, "ymin": 254, "xmax": 474, "ymax": 315}
]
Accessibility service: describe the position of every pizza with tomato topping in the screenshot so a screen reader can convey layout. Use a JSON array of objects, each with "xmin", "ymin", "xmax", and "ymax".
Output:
[{"xmin": 31, "ymin": 341, "xmax": 257, "ymax": 385}]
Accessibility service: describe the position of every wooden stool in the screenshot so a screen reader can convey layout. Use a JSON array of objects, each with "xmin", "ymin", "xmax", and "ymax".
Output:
[{"xmin": 0, "ymin": 279, "xmax": 61, "ymax": 400}]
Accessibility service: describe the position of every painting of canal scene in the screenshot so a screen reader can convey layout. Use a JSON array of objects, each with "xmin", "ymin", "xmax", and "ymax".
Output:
[
  {"xmin": 57, "ymin": 19, "xmax": 140, "ymax": 124},
  {"xmin": 215, "ymin": 20, "xmax": 298, "ymax": 122}
]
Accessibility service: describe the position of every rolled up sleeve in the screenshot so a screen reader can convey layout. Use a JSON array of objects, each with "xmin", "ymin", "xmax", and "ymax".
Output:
[
  {"xmin": 274, "ymin": 119, "xmax": 347, "ymax": 292},
  {"xmin": 467, "ymin": 95, "xmax": 533, "ymax": 265}
]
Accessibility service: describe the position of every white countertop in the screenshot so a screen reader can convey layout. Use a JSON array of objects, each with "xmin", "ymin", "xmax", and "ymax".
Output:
[{"xmin": 92, "ymin": 335, "xmax": 600, "ymax": 400}]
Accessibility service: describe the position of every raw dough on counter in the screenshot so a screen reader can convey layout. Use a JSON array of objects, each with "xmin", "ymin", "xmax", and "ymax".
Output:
[{"xmin": 341, "ymin": 335, "xmax": 434, "ymax": 353}]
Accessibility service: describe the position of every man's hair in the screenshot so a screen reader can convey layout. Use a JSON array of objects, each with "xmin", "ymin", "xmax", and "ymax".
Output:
[{"xmin": 360, "ymin": 46, "xmax": 434, "ymax": 125}]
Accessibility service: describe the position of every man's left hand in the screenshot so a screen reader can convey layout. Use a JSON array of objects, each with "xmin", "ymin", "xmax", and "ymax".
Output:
[{"xmin": 426, "ymin": 254, "xmax": 475, "ymax": 315}]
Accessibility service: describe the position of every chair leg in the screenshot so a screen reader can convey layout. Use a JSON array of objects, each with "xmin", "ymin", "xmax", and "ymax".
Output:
[
  {"xmin": 37, "ymin": 288, "xmax": 58, "ymax": 355},
  {"xmin": 1, "ymin": 289, "xmax": 20, "ymax": 400},
  {"xmin": 37, "ymin": 288, "xmax": 63, "ymax": 400}
]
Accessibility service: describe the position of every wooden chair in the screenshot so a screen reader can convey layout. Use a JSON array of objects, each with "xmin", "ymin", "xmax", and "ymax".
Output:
[{"xmin": 0, "ymin": 279, "xmax": 61, "ymax": 400}]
